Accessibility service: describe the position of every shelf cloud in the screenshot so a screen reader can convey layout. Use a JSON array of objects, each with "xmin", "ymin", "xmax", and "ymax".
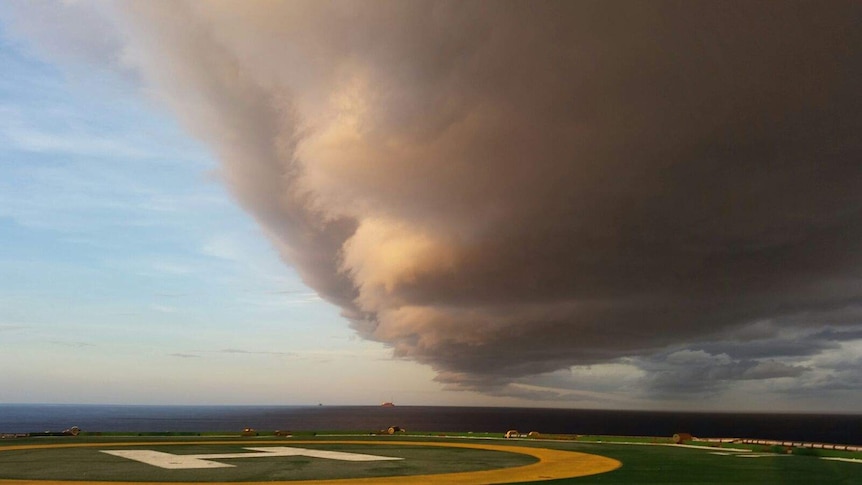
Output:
[{"xmin": 10, "ymin": 0, "xmax": 861, "ymax": 401}]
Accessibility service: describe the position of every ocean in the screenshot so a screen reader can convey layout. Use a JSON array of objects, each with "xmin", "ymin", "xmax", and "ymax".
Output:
[{"xmin": 1, "ymin": 405, "xmax": 860, "ymax": 445}]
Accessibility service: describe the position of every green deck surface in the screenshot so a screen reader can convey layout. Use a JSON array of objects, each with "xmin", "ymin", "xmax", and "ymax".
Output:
[
  {"xmin": 506, "ymin": 441, "xmax": 861, "ymax": 484},
  {"xmin": 0, "ymin": 437, "xmax": 536, "ymax": 482},
  {"xmin": 1, "ymin": 434, "xmax": 859, "ymax": 484}
]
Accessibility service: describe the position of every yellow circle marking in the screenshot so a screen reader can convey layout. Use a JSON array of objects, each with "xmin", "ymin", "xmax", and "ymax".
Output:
[{"xmin": 0, "ymin": 439, "xmax": 621, "ymax": 484}]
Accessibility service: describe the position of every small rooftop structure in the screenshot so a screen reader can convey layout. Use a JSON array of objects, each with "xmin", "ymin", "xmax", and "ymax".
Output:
[{"xmin": 673, "ymin": 433, "xmax": 693, "ymax": 444}]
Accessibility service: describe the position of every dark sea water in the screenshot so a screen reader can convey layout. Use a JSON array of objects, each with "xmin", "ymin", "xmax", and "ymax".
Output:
[{"xmin": 1, "ymin": 405, "xmax": 860, "ymax": 445}]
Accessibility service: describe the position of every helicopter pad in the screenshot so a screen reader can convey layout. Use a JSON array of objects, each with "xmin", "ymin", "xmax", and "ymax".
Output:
[{"xmin": 0, "ymin": 438, "xmax": 621, "ymax": 484}]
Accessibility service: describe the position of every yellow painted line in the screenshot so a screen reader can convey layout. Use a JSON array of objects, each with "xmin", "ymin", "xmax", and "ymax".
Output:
[{"xmin": 0, "ymin": 439, "xmax": 621, "ymax": 484}]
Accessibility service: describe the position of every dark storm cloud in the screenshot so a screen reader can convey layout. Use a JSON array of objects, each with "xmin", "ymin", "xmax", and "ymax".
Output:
[
  {"xmin": 779, "ymin": 358, "xmax": 862, "ymax": 395},
  {"xmin": 639, "ymin": 350, "xmax": 809, "ymax": 395},
  {"xmin": 692, "ymin": 327, "xmax": 862, "ymax": 360},
  {"xmin": 17, "ymin": 1, "xmax": 861, "ymax": 399}
]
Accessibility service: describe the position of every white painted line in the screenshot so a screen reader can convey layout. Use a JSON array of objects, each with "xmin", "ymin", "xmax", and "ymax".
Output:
[
  {"xmin": 101, "ymin": 446, "xmax": 403, "ymax": 470},
  {"xmin": 244, "ymin": 447, "xmax": 403, "ymax": 462},
  {"xmin": 821, "ymin": 457, "xmax": 862, "ymax": 464},
  {"xmin": 101, "ymin": 450, "xmax": 233, "ymax": 469}
]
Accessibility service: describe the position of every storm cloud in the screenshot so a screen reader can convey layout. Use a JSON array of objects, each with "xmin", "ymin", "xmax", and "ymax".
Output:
[{"xmin": 10, "ymin": 1, "xmax": 862, "ymax": 402}]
